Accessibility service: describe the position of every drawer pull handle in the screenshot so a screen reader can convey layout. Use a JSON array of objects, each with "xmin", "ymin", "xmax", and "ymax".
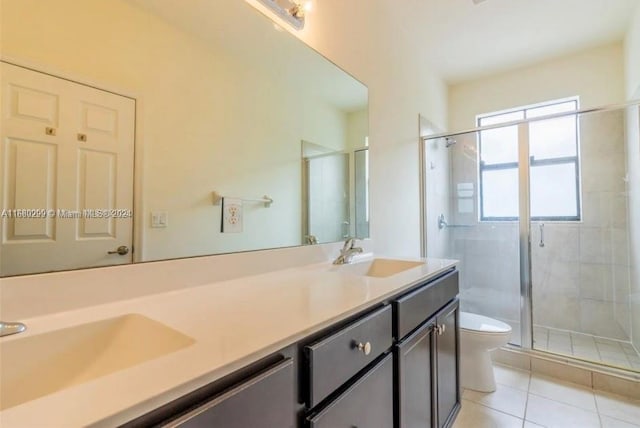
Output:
[{"xmin": 356, "ymin": 341, "xmax": 372, "ymax": 356}]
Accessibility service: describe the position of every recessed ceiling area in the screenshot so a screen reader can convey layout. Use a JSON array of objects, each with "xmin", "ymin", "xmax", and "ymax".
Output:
[{"xmin": 417, "ymin": 0, "xmax": 639, "ymax": 83}]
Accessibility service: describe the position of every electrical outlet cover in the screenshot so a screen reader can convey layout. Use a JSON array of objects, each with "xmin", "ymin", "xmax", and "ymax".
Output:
[{"xmin": 222, "ymin": 198, "xmax": 243, "ymax": 233}]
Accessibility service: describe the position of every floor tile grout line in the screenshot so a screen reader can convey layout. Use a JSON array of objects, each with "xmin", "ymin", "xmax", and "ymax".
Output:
[
  {"xmin": 522, "ymin": 370, "xmax": 531, "ymax": 427},
  {"xmin": 591, "ymin": 375, "xmax": 603, "ymax": 428},
  {"xmin": 527, "ymin": 390, "xmax": 601, "ymax": 415},
  {"xmin": 462, "ymin": 398, "xmax": 526, "ymax": 422}
]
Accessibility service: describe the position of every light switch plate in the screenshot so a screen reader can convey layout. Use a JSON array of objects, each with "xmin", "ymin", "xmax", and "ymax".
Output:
[{"xmin": 151, "ymin": 211, "xmax": 168, "ymax": 228}]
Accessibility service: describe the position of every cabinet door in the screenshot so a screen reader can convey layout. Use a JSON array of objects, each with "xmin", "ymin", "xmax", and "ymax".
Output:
[
  {"xmin": 307, "ymin": 353, "xmax": 394, "ymax": 428},
  {"xmin": 435, "ymin": 299, "xmax": 460, "ymax": 428},
  {"xmin": 165, "ymin": 358, "xmax": 294, "ymax": 428},
  {"xmin": 395, "ymin": 319, "xmax": 436, "ymax": 428}
]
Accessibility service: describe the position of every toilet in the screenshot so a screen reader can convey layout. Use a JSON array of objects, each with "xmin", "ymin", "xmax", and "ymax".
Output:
[{"xmin": 459, "ymin": 312, "xmax": 512, "ymax": 392}]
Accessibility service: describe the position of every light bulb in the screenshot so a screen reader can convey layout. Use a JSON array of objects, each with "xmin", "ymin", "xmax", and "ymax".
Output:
[{"xmin": 302, "ymin": 0, "xmax": 312, "ymax": 12}]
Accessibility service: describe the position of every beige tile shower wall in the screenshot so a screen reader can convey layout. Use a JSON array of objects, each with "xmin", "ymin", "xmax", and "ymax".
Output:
[
  {"xmin": 624, "ymin": 4, "xmax": 640, "ymax": 353},
  {"xmin": 528, "ymin": 110, "xmax": 630, "ymax": 340},
  {"xmin": 571, "ymin": 110, "xmax": 631, "ymax": 340},
  {"xmin": 449, "ymin": 111, "xmax": 631, "ymax": 341},
  {"xmin": 626, "ymin": 104, "xmax": 640, "ymax": 351}
]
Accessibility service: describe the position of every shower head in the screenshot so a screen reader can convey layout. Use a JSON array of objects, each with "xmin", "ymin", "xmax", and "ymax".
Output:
[{"xmin": 445, "ymin": 137, "xmax": 457, "ymax": 148}]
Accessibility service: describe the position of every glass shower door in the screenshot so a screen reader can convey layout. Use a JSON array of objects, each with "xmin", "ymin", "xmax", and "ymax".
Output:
[
  {"xmin": 530, "ymin": 107, "xmax": 638, "ymax": 371},
  {"xmin": 424, "ymin": 127, "xmax": 523, "ymax": 346},
  {"xmin": 424, "ymin": 101, "xmax": 640, "ymax": 368}
]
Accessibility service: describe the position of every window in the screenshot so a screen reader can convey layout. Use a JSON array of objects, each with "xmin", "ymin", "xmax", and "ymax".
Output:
[{"xmin": 478, "ymin": 98, "xmax": 581, "ymax": 221}]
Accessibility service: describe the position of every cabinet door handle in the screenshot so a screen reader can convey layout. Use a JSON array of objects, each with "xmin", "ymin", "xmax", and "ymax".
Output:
[{"xmin": 356, "ymin": 341, "xmax": 372, "ymax": 355}]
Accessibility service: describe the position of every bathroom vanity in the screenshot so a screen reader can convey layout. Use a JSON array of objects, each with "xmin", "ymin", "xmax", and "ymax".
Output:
[
  {"xmin": 120, "ymin": 266, "xmax": 460, "ymax": 428},
  {"xmin": 0, "ymin": 255, "xmax": 459, "ymax": 428}
]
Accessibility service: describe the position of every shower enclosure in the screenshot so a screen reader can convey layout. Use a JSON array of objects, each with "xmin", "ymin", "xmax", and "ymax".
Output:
[{"xmin": 422, "ymin": 101, "xmax": 640, "ymax": 372}]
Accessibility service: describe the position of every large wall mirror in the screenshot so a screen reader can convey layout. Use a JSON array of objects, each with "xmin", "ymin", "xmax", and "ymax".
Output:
[{"xmin": 0, "ymin": 0, "xmax": 369, "ymax": 277}]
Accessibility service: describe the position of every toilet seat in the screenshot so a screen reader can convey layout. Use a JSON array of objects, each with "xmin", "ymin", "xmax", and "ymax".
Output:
[{"xmin": 460, "ymin": 312, "xmax": 511, "ymax": 334}]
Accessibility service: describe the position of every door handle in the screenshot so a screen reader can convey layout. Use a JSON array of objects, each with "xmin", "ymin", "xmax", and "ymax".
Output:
[
  {"xmin": 342, "ymin": 221, "xmax": 350, "ymax": 239},
  {"xmin": 108, "ymin": 245, "xmax": 129, "ymax": 256},
  {"xmin": 539, "ymin": 223, "xmax": 545, "ymax": 248}
]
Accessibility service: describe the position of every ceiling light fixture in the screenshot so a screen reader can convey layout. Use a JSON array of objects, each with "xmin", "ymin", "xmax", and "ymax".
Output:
[{"xmin": 256, "ymin": 0, "xmax": 312, "ymax": 30}]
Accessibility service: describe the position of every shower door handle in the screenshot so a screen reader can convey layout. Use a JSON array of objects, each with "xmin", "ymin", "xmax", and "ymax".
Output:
[
  {"xmin": 342, "ymin": 221, "xmax": 350, "ymax": 238},
  {"xmin": 539, "ymin": 223, "xmax": 545, "ymax": 248}
]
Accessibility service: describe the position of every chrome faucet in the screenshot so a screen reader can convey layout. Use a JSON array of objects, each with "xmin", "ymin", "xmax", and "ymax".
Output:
[
  {"xmin": 333, "ymin": 237, "xmax": 363, "ymax": 265},
  {"xmin": 0, "ymin": 321, "xmax": 26, "ymax": 337}
]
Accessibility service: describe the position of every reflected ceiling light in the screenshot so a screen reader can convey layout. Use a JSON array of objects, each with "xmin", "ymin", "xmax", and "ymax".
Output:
[{"xmin": 256, "ymin": 0, "xmax": 312, "ymax": 30}]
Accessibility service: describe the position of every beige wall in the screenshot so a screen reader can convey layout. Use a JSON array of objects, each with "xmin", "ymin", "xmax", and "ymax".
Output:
[
  {"xmin": 449, "ymin": 43, "xmax": 625, "ymax": 132},
  {"xmin": 625, "ymin": 5, "xmax": 640, "ymax": 98},
  {"xmin": 1, "ymin": 0, "xmax": 354, "ymax": 261},
  {"xmin": 261, "ymin": 0, "xmax": 449, "ymax": 257}
]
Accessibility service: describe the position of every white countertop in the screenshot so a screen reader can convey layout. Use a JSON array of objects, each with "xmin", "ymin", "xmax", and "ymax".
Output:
[{"xmin": 0, "ymin": 256, "xmax": 457, "ymax": 427}]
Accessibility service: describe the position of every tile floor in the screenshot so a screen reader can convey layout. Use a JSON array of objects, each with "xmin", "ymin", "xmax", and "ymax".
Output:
[
  {"xmin": 533, "ymin": 326, "xmax": 640, "ymax": 372},
  {"xmin": 453, "ymin": 364, "xmax": 640, "ymax": 428}
]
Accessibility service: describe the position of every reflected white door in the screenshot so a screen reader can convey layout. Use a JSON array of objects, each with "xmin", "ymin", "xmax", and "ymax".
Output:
[{"xmin": 0, "ymin": 62, "xmax": 135, "ymax": 276}]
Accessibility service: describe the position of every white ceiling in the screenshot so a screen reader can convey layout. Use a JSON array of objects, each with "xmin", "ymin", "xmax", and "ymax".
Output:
[
  {"xmin": 127, "ymin": 0, "xmax": 637, "ymax": 89},
  {"xmin": 414, "ymin": 0, "xmax": 639, "ymax": 83}
]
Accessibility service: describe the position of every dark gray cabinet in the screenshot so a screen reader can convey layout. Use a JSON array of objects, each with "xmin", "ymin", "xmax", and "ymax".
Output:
[
  {"xmin": 396, "ymin": 318, "xmax": 436, "ymax": 428},
  {"xmin": 435, "ymin": 299, "xmax": 460, "ymax": 428},
  {"xmin": 306, "ymin": 353, "xmax": 394, "ymax": 428},
  {"xmin": 394, "ymin": 270, "xmax": 460, "ymax": 428},
  {"xmin": 164, "ymin": 358, "xmax": 295, "ymax": 428}
]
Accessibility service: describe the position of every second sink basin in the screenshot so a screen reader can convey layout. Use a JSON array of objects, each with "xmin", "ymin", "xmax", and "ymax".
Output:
[
  {"xmin": 335, "ymin": 258, "xmax": 425, "ymax": 278},
  {"xmin": 0, "ymin": 314, "xmax": 195, "ymax": 410}
]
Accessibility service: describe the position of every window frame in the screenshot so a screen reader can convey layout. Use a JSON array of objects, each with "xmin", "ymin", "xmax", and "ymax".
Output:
[{"xmin": 477, "ymin": 98, "xmax": 581, "ymax": 222}]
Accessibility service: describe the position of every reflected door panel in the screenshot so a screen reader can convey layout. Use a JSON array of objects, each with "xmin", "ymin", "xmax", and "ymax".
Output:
[
  {"xmin": 304, "ymin": 152, "xmax": 350, "ymax": 244},
  {"xmin": 0, "ymin": 63, "xmax": 135, "ymax": 276}
]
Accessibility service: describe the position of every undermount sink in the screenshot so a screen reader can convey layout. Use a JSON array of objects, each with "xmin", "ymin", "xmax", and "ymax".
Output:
[
  {"xmin": 0, "ymin": 314, "xmax": 195, "ymax": 410},
  {"xmin": 334, "ymin": 258, "xmax": 425, "ymax": 278}
]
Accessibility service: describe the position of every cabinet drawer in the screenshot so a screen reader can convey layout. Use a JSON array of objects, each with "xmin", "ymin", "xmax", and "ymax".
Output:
[
  {"xmin": 307, "ymin": 353, "xmax": 394, "ymax": 428},
  {"xmin": 304, "ymin": 305, "xmax": 392, "ymax": 407},
  {"xmin": 164, "ymin": 358, "xmax": 294, "ymax": 428},
  {"xmin": 393, "ymin": 270, "xmax": 458, "ymax": 340}
]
